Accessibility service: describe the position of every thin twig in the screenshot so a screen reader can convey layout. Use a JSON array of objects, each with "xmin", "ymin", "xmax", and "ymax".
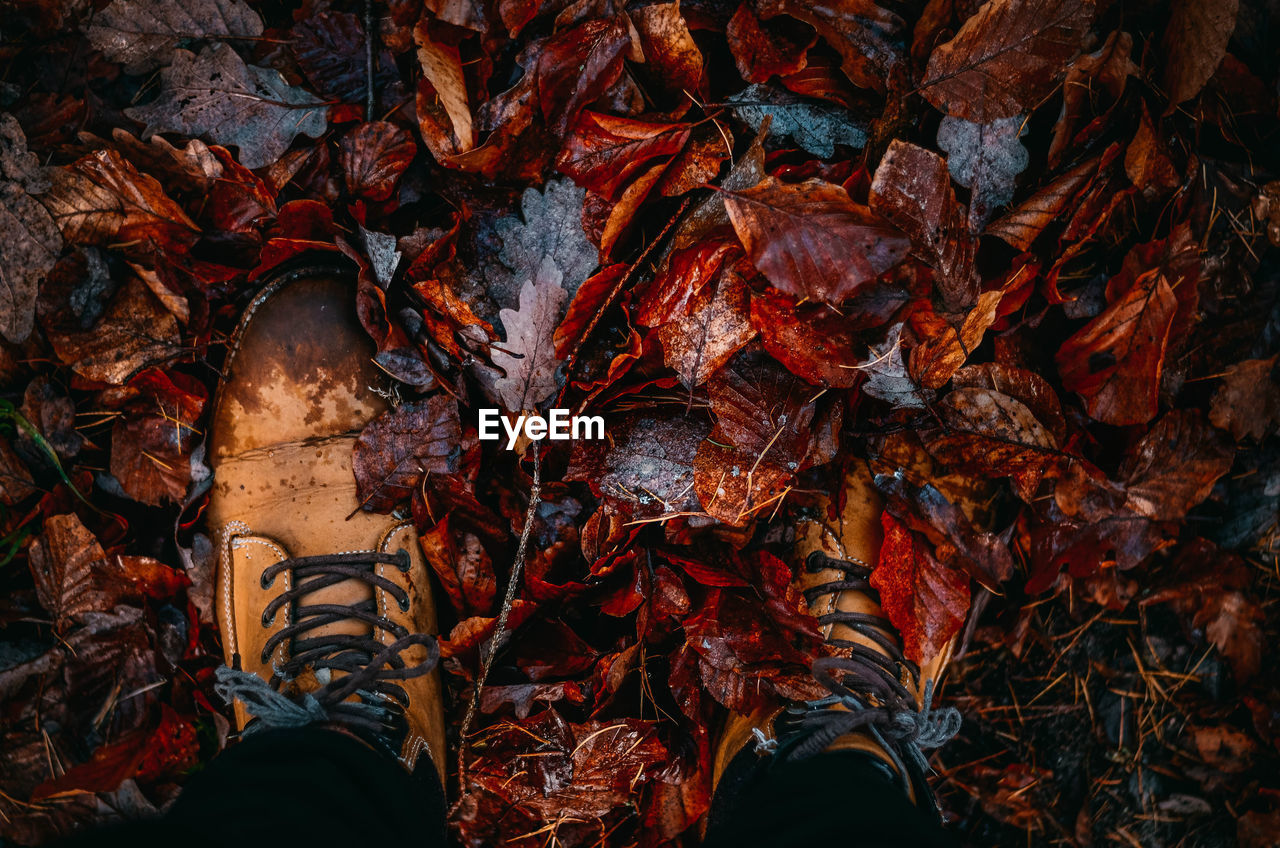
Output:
[{"xmin": 452, "ymin": 447, "xmax": 543, "ymax": 803}]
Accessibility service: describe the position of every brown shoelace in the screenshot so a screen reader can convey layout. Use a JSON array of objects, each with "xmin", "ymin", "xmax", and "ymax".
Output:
[{"xmin": 215, "ymin": 550, "xmax": 438, "ymax": 745}]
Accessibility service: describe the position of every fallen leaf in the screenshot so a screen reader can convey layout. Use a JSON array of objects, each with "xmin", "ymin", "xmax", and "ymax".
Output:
[
  {"xmin": 1055, "ymin": 271, "xmax": 1176, "ymax": 426},
  {"xmin": 340, "ymin": 122, "xmax": 416, "ymax": 202},
  {"xmin": 859, "ymin": 323, "xmax": 931, "ymax": 409},
  {"xmin": 292, "ymin": 11, "xmax": 396, "ymax": 103},
  {"xmin": 484, "ymin": 179, "xmax": 597, "ymax": 312},
  {"xmin": 749, "ymin": 289, "xmax": 863, "ymax": 388},
  {"xmin": 125, "ymin": 44, "xmax": 329, "ymax": 170},
  {"xmin": 1161, "ymin": 0, "xmax": 1239, "ymax": 109},
  {"xmin": 920, "ymin": 0, "xmax": 1094, "ymax": 122},
  {"xmin": 656, "ymin": 259, "xmax": 756, "ymax": 388},
  {"xmin": 722, "ymin": 176, "xmax": 909, "ymax": 305},
  {"xmin": 909, "ymin": 290, "xmax": 1004, "ymax": 389},
  {"xmin": 556, "ymin": 112, "xmax": 689, "ymax": 201},
  {"xmin": 871, "ymin": 512, "xmax": 970, "ymax": 667},
  {"xmin": 1120, "ymin": 410, "xmax": 1233, "ymax": 521},
  {"xmin": 109, "ymin": 368, "xmax": 207, "ymax": 505},
  {"xmin": 414, "ymin": 20, "xmax": 476, "ymax": 157},
  {"xmin": 936, "ymin": 114, "xmax": 1030, "ymax": 231},
  {"xmin": 486, "ymin": 260, "xmax": 569, "ymax": 413},
  {"xmin": 728, "ymin": 84, "xmax": 867, "ymax": 159},
  {"xmin": 353, "ymin": 394, "xmax": 462, "ymax": 513},
  {"xmin": 86, "ymin": 0, "xmax": 263, "ymax": 74},
  {"xmin": 870, "ymin": 139, "xmax": 974, "ymax": 307},
  {"xmin": 755, "ymin": 0, "xmax": 906, "ymax": 92},
  {"xmin": 726, "ymin": 4, "xmax": 814, "ymax": 84},
  {"xmin": 1210, "ymin": 357, "xmax": 1280, "ymax": 441},
  {"xmin": 42, "ymin": 149, "xmax": 196, "ymax": 256}
]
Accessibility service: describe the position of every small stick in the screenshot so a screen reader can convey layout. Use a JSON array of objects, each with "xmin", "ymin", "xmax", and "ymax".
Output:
[{"xmin": 365, "ymin": 0, "xmax": 376, "ymax": 120}]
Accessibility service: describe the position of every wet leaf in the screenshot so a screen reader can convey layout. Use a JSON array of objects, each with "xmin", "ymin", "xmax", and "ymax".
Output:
[
  {"xmin": 722, "ymin": 176, "xmax": 909, "ymax": 305},
  {"xmin": 353, "ymin": 395, "xmax": 462, "ymax": 513},
  {"xmin": 936, "ymin": 115, "xmax": 1030, "ymax": 231},
  {"xmin": 1161, "ymin": 0, "xmax": 1239, "ymax": 108},
  {"xmin": 125, "ymin": 44, "xmax": 328, "ymax": 170},
  {"xmin": 728, "ymin": 84, "xmax": 867, "ymax": 159},
  {"xmin": 86, "ymin": 0, "xmax": 263, "ymax": 74},
  {"xmin": 340, "ymin": 122, "xmax": 416, "ymax": 202}
]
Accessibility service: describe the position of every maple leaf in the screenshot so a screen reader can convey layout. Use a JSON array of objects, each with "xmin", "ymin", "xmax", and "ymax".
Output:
[
  {"xmin": 871, "ymin": 512, "xmax": 970, "ymax": 667},
  {"xmin": 722, "ymin": 176, "xmax": 909, "ymax": 305},
  {"xmin": 936, "ymin": 114, "xmax": 1030, "ymax": 231},
  {"xmin": 125, "ymin": 44, "xmax": 328, "ymax": 170},
  {"xmin": 920, "ymin": 0, "xmax": 1095, "ymax": 123},
  {"xmin": 352, "ymin": 395, "xmax": 462, "ymax": 513},
  {"xmin": 86, "ymin": 0, "xmax": 263, "ymax": 74}
]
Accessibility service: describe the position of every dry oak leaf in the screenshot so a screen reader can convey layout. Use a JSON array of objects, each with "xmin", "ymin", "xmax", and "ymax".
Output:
[
  {"xmin": 1161, "ymin": 0, "xmax": 1239, "ymax": 109},
  {"xmin": 870, "ymin": 139, "xmax": 974, "ymax": 308},
  {"xmin": 1055, "ymin": 271, "xmax": 1176, "ymax": 426},
  {"xmin": 414, "ymin": 19, "xmax": 476, "ymax": 158},
  {"xmin": 722, "ymin": 176, "xmax": 909, "ymax": 305},
  {"xmin": 86, "ymin": 0, "xmax": 263, "ymax": 74},
  {"xmin": 340, "ymin": 122, "xmax": 416, "ymax": 202},
  {"xmin": 488, "ymin": 259, "xmax": 568, "ymax": 412},
  {"xmin": 920, "ymin": 0, "xmax": 1095, "ymax": 123},
  {"xmin": 936, "ymin": 114, "xmax": 1030, "ymax": 232},
  {"xmin": 1210, "ymin": 356, "xmax": 1280, "ymax": 441},
  {"xmin": 125, "ymin": 44, "xmax": 328, "ymax": 170},
  {"xmin": 871, "ymin": 512, "xmax": 970, "ymax": 667},
  {"xmin": 42, "ymin": 149, "xmax": 196, "ymax": 255},
  {"xmin": 353, "ymin": 394, "xmax": 462, "ymax": 513}
]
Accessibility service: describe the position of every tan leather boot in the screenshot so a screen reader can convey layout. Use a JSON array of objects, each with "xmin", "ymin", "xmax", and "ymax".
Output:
[
  {"xmin": 207, "ymin": 265, "xmax": 446, "ymax": 782},
  {"xmin": 712, "ymin": 462, "xmax": 959, "ymax": 811}
]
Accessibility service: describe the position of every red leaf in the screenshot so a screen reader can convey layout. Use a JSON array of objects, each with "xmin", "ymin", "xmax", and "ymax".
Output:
[
  {"xmin": 340, "ymin": 122, "xmax": 416, "ymax": 202},
  {"xmin": 352, "ymin": 395, "xmax": 462, "ymax": 513},
  {"xmin": 557, "ymin": 112, "xmax": 689, "ymax": 201},
  {"xmin": 722, "ymin": 177, "xmax": 909, "ymax": 305},
  {"xmin": 870, "ymin": 512, "xmax": 970, "ymax": 667}
]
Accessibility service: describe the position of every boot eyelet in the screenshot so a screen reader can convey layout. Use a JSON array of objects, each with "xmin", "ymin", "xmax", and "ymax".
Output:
[
  {"xmin": 262, "ymin": 610, "xmax": 275, "ymax": 627},
  {"xmin": 260, "ymin": 572, "xmax": 275, "ymax": 589},
  {"xmin": 398, "ymin": 596, "xmax": 410, "ymax": 612},
  {"xmin": 395, "ymin": 549, "xmax": 411, "ymax": 572},
  {"xmin": 260, "ymin": 649, "xmax": 270, "ymax": 664}
]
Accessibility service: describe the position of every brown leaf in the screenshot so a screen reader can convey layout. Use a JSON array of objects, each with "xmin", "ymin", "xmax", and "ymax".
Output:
[
  {"xmin": 123, "ymin": 44, "xmax": 328, "ymax": 170},
  {"xmin": 755, "ymin": 0, "xmax": 906, "ymax": 92},
  {"xmin": 353, "ymin": 395, "xmax": 462, "ymax": 513},
  {"xmin": 921, "ymin": 0, "xmax": 1094, "ymax": 122},
  {"xmin": 1161, "ymin": 0, "xmax": 1239, "ymax": 109},
  {"xmin": 722, "ymin": 176, "xmax": 909, "ymax": 305},
  {"xmin": 952, "ymin": 362, "xmax": 1067, "ymax": 444},
  {"xmin": 656, "ymin": 259, "xmax": 756, "ymax": 388},
  {"xmin": 1210, "ymin": 356, "xmax": 1280, "ymax": 441},
  {"xmin": 871, "ymin": 512, "xmax": 970, "ymax": 667},
  {"xmin": 86, "ymin": 0, "xmax": 263, "ymax": 74},
  {"xmin": 925, "ymin": 386, "xmax": 1058, "ymax": 483},
  {"xmin": 1047, "ymin": 30, "xmax": 1137, "ymax": 167},
  {"xmin": 109, "ymin": 368, "xmax": 207, "ymax": 506},
  {"xmin": 1055, "ymin": 272, "xmax": 1177, "ymax": 426},
  {"xmin": 0, "ymin": 436, "xmax": 36, "ymax": 505},
  {"xmin": 987, "ymin": 154, "xmax": 1101, "ymax": 251},
  {"xmin": 630, "ymin": 3, "xmax": 706, "ymax": 101},
  {"xmin": 340, "ymin": 122, "xmax": 416, "ymax": 202},
  {"xmin": 27, "ymin": 513, "xmax": 106, "ymax": 631},
  {"xmin": 1120, "ymin": 410, "xmax": 1233, "ymax": 521},
  {"xmin": 556, "ymin": 112, "xmax": 689, "ymax": 202},
  {"xmin": 0, "ymin": 181, "xmax": 61, "ymax": 344},
  {"xmin": 869, "ymin": 139, "xmax": 974, "ymax": 307},
  {"xmin": 487, "ymin": 263, "xmax": 568, "ymax": 412},
  {"xmin": 42, "ymin": 149, "xmax": 196, "ymax": 256},
  {"xmin": 726, "ymin": 4, "xmax": 814, "ymax": 84},
  {"xmin": 414, "ymin": 20, "xmax": 475, "ymax": 157},
  {"xmin": 42, "ymin": 275, "xmax": 181, "ymax": 386},
  {"xmin": 908, "ymin": 290, "xmax": 1004, "ymax": 389},
  {"xmin": 749, "ymin": 289, "xmax": 863, "ymax": 388}
]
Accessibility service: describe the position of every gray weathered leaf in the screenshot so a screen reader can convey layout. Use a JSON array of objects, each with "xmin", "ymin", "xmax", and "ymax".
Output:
[
  {"xmin": 936, "ymin": 114, "xmax": 1029, "ymax": 232},
  {"xmin": 361, "ymin": 227, "xmax": 401, "ymax": 287},
  {"xmin": 858, "ymin": 323, "xmax": 931, "ymax": 409},
  {"xmin": 87, "ymin": 0, "xmax": 263, "ymax": 74},
  {"xmin": 490, "ymin": 180, "xmax": 596, "ymax": 311},
  {"xmin": 487, "ymin": 258, "xmax": 568, "ymax": 412},
  {"xmin": 124, "ymin": 44, "xmax": 328, "ymax": 170},
  {"xmin": 728, "ymin": 84, "xmax": 867, "ymax": 158},
  {"xmin": 0, "ymin": 115, "xmax": 61, "ymax": 344}
]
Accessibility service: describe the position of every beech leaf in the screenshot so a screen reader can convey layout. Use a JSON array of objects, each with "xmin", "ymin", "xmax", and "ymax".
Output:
[
  {"xmin": 353, "ymin": 395, "xmax": 463, "ymax": 513},
  {"xmin": 125, "ymin": 44, "xmax": 328, "ymax": 170},
  {"xmin": 722, "ymin": 176, "xmax": 909, "ymax": 305},
  {"xmin": 1161, "ymin": 0, "xmax": 1239, "ymax": 109},
  {"xmin": 921, "ymin": 0, "xmax": 1094, "ymax": 122},
  {"xmin": 86, "ymin": 0, "xmax": 263, "ymax": 74}
]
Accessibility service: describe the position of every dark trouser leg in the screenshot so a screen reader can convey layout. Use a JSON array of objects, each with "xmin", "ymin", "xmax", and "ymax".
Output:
[
  {"xmin": 704, "ymin": 748, "xmax": 959, "ymax": 848},
  {"xmin": 59, "ymin": 727, "xmax": 447, "ymax": 848}
]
